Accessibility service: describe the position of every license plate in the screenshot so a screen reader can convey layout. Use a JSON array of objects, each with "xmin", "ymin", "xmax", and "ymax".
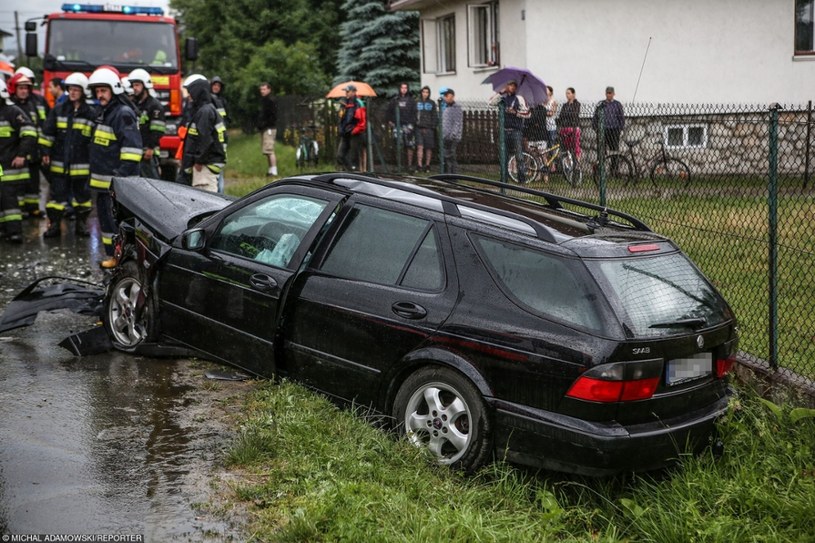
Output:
[{"xmin": 666, "ymin": 352, "xmax": 712, "ymax": 386}]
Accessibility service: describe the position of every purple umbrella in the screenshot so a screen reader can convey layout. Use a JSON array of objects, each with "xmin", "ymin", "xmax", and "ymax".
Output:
[{"xmin": 482, "ymin": 67, "xmax": 548, "ymax": 106}]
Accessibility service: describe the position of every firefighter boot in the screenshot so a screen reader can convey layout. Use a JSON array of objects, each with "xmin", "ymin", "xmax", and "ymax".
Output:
[
  {"xmin": 75, "ymin": 208, "xmax": 91, "ymax": 237},
  {"xmin": 43, "ymin": 208, "xmax": 63, "ymax": 238}
]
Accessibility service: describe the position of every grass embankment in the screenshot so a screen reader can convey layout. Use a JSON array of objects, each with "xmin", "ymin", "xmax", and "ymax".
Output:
[
  {"xmin": 224, "ymin": 381, "xmax": 815, "ymax": 542},
  {"xmin": 222, "ymin": 134, "xmax": 815, "ymax": 540}
]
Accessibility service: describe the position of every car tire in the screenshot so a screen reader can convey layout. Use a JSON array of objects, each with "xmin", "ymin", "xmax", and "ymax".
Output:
[
  {"xmin": 393, "ymin": 366, "xmax": 492, "ymax": 472},
  {"xmin": 104, "ymin": 261, "xmax": 157, "ymax": 350}
]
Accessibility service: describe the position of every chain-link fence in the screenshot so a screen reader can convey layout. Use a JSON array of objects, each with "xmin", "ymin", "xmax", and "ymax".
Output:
[{"xmin": 274, "ymin": 96, "xmax": 815, "ymax": 389}]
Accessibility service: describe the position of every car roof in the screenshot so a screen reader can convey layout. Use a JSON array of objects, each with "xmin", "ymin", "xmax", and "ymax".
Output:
[{"xmin": 283, "ymin": 173, "xmax": 659, "ymax": 246}]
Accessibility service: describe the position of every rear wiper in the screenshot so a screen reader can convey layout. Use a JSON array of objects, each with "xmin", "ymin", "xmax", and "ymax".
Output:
[{"xmin": 649, "ymin": 318, "xmax": 707, "ymax": 329}]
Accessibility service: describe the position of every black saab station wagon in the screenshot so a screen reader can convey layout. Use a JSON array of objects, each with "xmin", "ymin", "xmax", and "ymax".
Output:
[{"xmin": 105, "ymin": 173, "xmax": 737, "ymax": 475}]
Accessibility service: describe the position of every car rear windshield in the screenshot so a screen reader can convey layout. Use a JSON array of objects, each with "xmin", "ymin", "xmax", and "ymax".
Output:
[{"xmin": 588, "ymin": 253, "xmax": 732, "ymax": 337}]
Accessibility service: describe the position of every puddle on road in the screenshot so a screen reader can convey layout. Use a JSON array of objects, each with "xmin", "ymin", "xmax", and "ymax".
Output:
[{"xmin": 1, "ymin": 219, "xmax": 254, "ymax": 539}]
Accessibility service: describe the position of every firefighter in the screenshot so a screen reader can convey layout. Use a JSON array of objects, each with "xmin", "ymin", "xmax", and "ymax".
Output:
[
  {"xmin": 181, "ymin": 74, "xmax": 225, "ymax": 193},
  {"xmin": 8, "ymin": 71, "xmax": 47, "ymax": 217},
  {"xmin": 39, "ymin": 72, "xmax": 96, "ymax": 238},
  {"xmin": 0, "ymin": 79, "xmax": 37, "ymax": 243},
  {"xmin": 87, "ymin": 67, "xmax": 142, "ymax": 267},
  {"xmin": 128, "ymin": 68, "xmax": 165, "ymax": 179}
]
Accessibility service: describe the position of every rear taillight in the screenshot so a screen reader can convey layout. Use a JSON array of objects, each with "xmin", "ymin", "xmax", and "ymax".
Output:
[
  {"xmin": 566, "ymin": 359, "xmax": 662, "ymax": 403},
  {"xmin": 715, "ymin": 357, "xmax": 735, "ymax": 378}
]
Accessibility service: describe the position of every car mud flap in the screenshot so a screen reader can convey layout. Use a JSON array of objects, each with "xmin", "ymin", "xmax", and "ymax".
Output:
[
  {"xmin": 0, "ymin": 276, "xmax": 104, "ymax": 334},
  {"xmin": 58, "ymin": 325, "xmax": 113, "ymax": 356}
]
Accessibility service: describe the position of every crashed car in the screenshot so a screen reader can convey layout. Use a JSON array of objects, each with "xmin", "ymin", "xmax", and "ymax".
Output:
[{"xmin": 102, "ymin": 173, "xmax": 738, "ymax": 475}]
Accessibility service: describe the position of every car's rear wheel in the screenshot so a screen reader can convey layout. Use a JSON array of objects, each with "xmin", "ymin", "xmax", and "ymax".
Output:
[
  {"xmin": 393, "ymin": 366, "xmax": 491, "ymax": 471},
  {"xmin": 104, "ymin": 261, "xmax": 156, "ymax": 350}
]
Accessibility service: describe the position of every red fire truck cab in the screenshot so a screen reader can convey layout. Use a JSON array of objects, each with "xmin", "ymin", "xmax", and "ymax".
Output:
[{"xmin": 26, "ymin": 3, "xmax": 198, "ymax": 180}]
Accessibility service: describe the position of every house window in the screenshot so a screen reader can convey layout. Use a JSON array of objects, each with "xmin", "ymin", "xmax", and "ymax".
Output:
[
  {"xmin": 421, "ymin": 14, "xmax": 456, "ymax": 74},
  {"xmin": 468, "ymin": 2, "xmax": 500, "ymax": 67},
  {"xmin": 796, "ymin": 0, "xmax": 815, "ymax": 54},
  {"xmin": 664, "ymin": 125, "xmax": 707, "ymax": 149}
]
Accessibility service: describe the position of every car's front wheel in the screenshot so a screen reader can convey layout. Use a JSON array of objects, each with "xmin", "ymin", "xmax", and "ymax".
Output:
[
  {"xmin": 393, "ymin": 366, "xmax": 492, "ymax": 471},
  {"xmin": 104, "ymin": 261, "xmax": 156, "ymax": 350}
]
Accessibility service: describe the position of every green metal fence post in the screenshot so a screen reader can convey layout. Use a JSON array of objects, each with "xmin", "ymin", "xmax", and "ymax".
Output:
[
  {"xmin": 367, "ymin": 100, "xmax": 374, "ymax": 172},
  {"xmin": 768, "ymin": 103, "xmax": 781, "ymax": 370},
  {"xmin": 395, "ymin": 104, "xmax": 402, "ymax": 172},
  {"xmin": 499, "ymin": 97, "xmax": 507, "ymax": 191},
  {"xmin": 438, "ymin": 98, "xmax": 445, "ymax": 173},
  {"xmin": 597, "ymin": 103, "xmax": 607, "ymax": 207}
]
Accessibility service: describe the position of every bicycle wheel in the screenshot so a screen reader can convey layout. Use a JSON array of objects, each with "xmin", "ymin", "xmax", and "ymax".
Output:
[
  {"xmin": 559, "ymin": 150, "xmax": 582, "ymax": 187},
  {"xmin": 507, "ymin": 152, "xmax": 539, "ymax": 184},
  {"xmin": 650, "ymin": 158, "xmax": 691, "ymax": 190},
  {"xmin": 592, "ymin": 154, "xmax": 633, "ymax": 193}
]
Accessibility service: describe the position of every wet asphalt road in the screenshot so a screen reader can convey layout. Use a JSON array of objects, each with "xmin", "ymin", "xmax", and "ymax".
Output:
[{"xmin": 0, "ymin": 215, "xmax": 252, "ymax": 540}]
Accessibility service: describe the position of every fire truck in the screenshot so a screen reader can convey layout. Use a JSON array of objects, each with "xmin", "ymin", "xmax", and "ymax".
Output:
[{"xmin": 25, "ymin": 3, "xmax": 198, "ymax": 180}]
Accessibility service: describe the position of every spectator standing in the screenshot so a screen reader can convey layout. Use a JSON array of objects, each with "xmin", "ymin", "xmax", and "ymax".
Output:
[
  {"xmin": 489, "ymin": 80, "xmax": 530, "ymax": 183},
  {"xmin": 48, "ymin": 78, "xmax": 67, "ymax": 106},
  {"xmin": 336, "ymin": 84, "xmax": 367, "ymax": 171},
  {"xmin": 544, "ymin": 86, "xmax": 558, "ymax": 146},
  {"xmin": 593, "ymin": 86, "xmax": 625, "ymax": 155},
  {"xmin": 9, "ymin": 72, "xmax": 47, "ymax": 217},
  {"xmin": 441, "ymin": 88, "xmax": 462, "ymax": 174},
  {"xmin": 0, "ymin": 78, "xmax": 37, "ymax": 244},
  {"xmin": 387, "ymin": 83, "xmax": 417, "ymax": 172},
  {"xmin": 211, "ymin": 76, "xmax": 229, "ymax": 192},
  {"xmin": 181, "ymin": 74, "xmax": 226, "ymax": 193},
  {"xmin": 415, "ymin": 86, "xmax": 437, "ymax": 173},
  {"xmin": 128, "ymin": 69, "xmax": 166, "ymax": 179},
  {"xmin": 558, "ymin": 87, "xmax": 582, "ymax": 160},
  {"xmin": 39, "ymin": 72, "xmax": 96, "ymax": 238},
  {"xmin": 87, "ymin": 67, "xmax": 142, "ymax": 267},
  {"xmin": 258, "ymin": 82, "xmax": 278, "ymax": 177}
]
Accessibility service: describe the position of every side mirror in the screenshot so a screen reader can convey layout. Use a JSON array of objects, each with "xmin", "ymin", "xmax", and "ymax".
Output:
[
  {"xmin": 24, "ymin": 21, "xmax": 37, "ymax": 32},
  {"xmin": 184, "ymin": 37, "xmax": 198, "ymax": 61},
  {"xmin": 25, "ymin": 33, "xmax": 38, "ymax": 58},
  {"xmin": 182, "ymin": 228, "xmax": 206, "ymax": 250}
]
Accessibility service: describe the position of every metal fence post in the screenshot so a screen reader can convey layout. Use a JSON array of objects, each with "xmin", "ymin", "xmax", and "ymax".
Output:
[
  {"xmin": 768, "ymin": 103, "xmax": 781, "ymax": 370},
  {"xmin": 438, "ymin": 98, "xmax": 445, "ymax": 173},
  {"xmin": 395, "ymin": 103, "xmax": 402, "ymax": 172},
  {"xmin": 596, "ymin": 103, "xmax": 607, "ymax": 207},
  {"xmin": 499, "ymin": 97, "xmax": 507, "ymax": 189},
  {"xmin": 367, "ymin": 100, "xmax": 374, "ymax": 172},
  {"xmin": 805, "ymin": 100, "xmax": 812, "ymax": 189}
]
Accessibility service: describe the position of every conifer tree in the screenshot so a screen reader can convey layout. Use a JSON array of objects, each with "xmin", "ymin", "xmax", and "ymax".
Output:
[{"xmin": 335, "ymin": 0, "xmax": 420, "ymax": 96}]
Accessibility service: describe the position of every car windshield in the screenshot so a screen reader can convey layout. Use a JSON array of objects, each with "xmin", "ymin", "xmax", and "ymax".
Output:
[
  {"xmin": 47, "ymin": 19, "xmax": 178, "ymax": 71},
  {"xmin": 589, "ymin": 253, "xmax": 732, "ymax": 338}
]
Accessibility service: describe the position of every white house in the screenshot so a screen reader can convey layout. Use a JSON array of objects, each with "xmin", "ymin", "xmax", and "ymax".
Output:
[{"xmin": 390, "ymin": 0, "xmax": 815, "ymax": 106}]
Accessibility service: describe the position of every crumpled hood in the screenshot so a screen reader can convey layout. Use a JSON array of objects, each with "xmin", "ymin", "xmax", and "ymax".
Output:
[
  {"xmin": 112, "ymin": 176, "xmax": 233, "ymax": 241},
  {"xmin": 187, "ymin": 78, "xmax": 212, "ymax": 107}
]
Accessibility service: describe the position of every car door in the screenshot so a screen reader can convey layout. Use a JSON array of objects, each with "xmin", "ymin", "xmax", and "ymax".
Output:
[
  {"xmin": 158, "ymin": 186, "xmax": 342, "ymax": 377},
  {"xmin": 281, "ymin": 197, "xmax": 459, "ymax": 406}
]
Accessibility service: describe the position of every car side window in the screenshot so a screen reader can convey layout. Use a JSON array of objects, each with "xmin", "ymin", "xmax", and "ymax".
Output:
[
  {"xmin": 320, "ymin": 204, "xmax": 441, "ymax": 289},
  {"xmin": 474, "ymin": 235, "xmax": 604, "ymax": 332},
  {"xmin": 209, "ymin": 194, "xmax": 328, "ymax": 268}
]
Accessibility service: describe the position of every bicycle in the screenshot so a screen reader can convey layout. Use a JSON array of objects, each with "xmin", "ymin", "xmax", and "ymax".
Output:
[
  {"xmin": 295, "ymin": 125, "xmax": 320, "ymax": 169},
  {"xmin": 591, "ymin": 138, "xmax": 691, "ymax": 191},
  {"xmin": 508, "ymin": 140, "xmax": 581, "ymax": 186}
]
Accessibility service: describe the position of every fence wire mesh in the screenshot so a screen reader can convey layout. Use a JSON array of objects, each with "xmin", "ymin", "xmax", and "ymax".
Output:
[{"xmin": 277, "ymin": 97, "xmax": 815, "ymax": 386}]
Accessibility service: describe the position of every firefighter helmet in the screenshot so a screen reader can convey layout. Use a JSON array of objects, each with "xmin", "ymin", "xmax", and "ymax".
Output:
[
  {"xmin": 128, "ymin": 68, "xmax": 153, "ymax": 90},
  {"xmin": 64, "ymin": 72, "xmax": 89, "ymax": 95},
  {"xmin": 7, "ymin": 73, "xmax": 33, "ymax": 95},
  {"xmin": 121, "ymin": 77, "xmax": 134, "ymax": 95},
  {"xmin": 88, "ymin": 67, "xmax": 124, "ymax": 95},
  {"xmin": 14, "ymin": 66, "xmax": 36, "ymax": 84},
  {"xmin": 0, "ymin": 79, "xmax": 12, "ymax": 105},
  {"xmin": 183, "ymin": 74, "xmax": 207, "ymax": 88}
]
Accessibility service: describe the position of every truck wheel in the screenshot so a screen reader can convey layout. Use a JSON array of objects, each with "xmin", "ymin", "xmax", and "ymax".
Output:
[
  {"xmin": 104, "ymin": 261, "xmax": 157, "ymax": 350},
  {"xmin": 393, "ymin": 366, "xmax": 492, "ymax": 472}
]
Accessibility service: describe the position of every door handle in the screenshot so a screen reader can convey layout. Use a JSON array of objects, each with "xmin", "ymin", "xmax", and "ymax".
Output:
[
  {"xmin": 392, "ymin": 301, "xmax": 427, "ymax": 320},
  {"xmin": 249, "ymin": 273, "xmax": 278, "ymax": 292}
]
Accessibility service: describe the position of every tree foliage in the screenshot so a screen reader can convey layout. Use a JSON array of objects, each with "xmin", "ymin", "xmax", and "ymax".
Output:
[{"xmin": 334, "ymin": 0, "xmax": 419, "ymax": 97}]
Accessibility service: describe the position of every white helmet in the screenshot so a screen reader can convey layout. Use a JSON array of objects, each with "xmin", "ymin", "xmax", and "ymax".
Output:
[
  {"xmin": 182, "ymin": 73, "xmax": 207, "ymax": 88},
  {"xmin": 64, "ymin": 72, "xmax": 89, "ymax": 94},
  {"xmin": 121, "ymin": 76, "xmax": 134, "ymax": 95},
  {"xmin": 14, "ymin": 66, "xmax": 36, "ymax": 84},
  {"xmin": 0, "ymin": 79, "xmax": 11, "ymax": 105},
  {"xmin": 128, "ymin": 68, "xmax": 153, "ymax": 89},
  {"xmin": 88, "ymin": 67, "xmax": 124, "ymax": 95}
]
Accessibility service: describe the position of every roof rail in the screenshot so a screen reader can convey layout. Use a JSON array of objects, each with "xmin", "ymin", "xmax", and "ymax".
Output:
[{"xmin": 428, "ymin": 174, "xmax": 651, "ymax": 232}]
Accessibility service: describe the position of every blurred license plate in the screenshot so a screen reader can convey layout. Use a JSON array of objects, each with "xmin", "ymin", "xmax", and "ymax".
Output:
[{"xmin": 666, "ymin": 353, "xmax": 712, "ymax": 385}]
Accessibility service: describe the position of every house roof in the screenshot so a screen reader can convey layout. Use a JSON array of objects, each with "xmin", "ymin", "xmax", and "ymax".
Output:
[{"xmin": 388, "ymin": 0, "xmax": 434, "ymax": 10}]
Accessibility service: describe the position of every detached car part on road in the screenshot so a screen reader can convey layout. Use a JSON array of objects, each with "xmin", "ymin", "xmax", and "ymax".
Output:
[{"xmin": 103, "ymin": 173, "xmax": 738, "ymax": 475}]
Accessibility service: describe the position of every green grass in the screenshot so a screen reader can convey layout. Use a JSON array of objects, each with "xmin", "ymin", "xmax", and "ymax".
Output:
[{"xmin": 225, "ymin": 380, "xmax": 815, "ymax": 542}]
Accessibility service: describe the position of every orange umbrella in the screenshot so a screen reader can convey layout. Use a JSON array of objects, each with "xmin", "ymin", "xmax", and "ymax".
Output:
[{"xmin": 326, "ymin": 81, "xmax": 377, "ymax": 98}]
